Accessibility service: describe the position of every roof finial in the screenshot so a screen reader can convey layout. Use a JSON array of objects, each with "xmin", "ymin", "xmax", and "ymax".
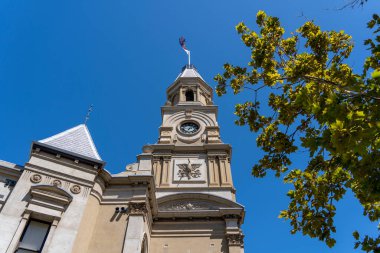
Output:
[
  {"xmin": 179, "ymin": 36, "xmax": 191, "ymax": 66},
  {"xmin": 84, "ymin": 104, "xmax": 94, "ymax": 125}
]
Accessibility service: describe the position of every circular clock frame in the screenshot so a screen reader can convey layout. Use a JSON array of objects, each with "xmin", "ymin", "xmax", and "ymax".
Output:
[{"xmin": 178, "ymin": 121, "xmax": 200, "ymax": 135}]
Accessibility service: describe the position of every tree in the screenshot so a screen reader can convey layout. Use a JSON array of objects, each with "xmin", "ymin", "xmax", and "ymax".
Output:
[{"xmin": 214, "ymin": 11, "xmax": 380, "ymax": 252}]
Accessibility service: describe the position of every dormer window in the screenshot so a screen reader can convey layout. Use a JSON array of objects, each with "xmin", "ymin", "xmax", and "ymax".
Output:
[{"xmin": 185, "ymin": 90, "xmax": 194, "ymax": 101}]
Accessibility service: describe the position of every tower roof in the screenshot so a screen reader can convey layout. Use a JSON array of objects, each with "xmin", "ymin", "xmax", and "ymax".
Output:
[
  {"xmin": 38, "ymin": 124, "xmax": 102, "ymax": 161},
  {"xmin": 175, "ymin": 64, "xmax": 204, "ymax": 81}
]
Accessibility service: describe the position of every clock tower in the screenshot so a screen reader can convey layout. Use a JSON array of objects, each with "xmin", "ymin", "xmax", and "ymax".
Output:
[
  {"xmin": 136, "ymin": 64, "xmax": 245, "ymax": 253},
  {"xmin": 146, "ymin": 64, "xmax": 236, "ymax": 198}
]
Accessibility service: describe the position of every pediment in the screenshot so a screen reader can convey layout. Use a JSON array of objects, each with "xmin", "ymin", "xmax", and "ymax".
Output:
[
  {"xmin": 157, "ymin": 193, "xmax": 243, "ymax": 213},
  {"xmin": 159, "ymin": 199, "xmax": 221, "ymax": 211},
  {"xmin": 30, "ymin": 185, "xmax": 72, "ymax": 209}
]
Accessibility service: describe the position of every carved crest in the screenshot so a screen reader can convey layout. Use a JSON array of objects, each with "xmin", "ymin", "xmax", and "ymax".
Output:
[
  {"xmin": 177, "ymin": 159, "xmax": 202, "ymax": 180},
  {"xmin": 30, "ymin": 174, "xmax": 42, "ymax": 183},
  {"xmin": 70, "ymin": 184, "xmax": 81, "ymax": 194}
]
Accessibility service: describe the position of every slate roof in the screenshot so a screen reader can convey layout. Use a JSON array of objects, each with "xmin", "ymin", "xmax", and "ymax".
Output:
[
  {"xmin": 176, "ymin": 64, "xmax": 204, "ymax": 81},
  {"xmin": 38, "ymin": 124, "xmax": 102, "ymax": 161}
]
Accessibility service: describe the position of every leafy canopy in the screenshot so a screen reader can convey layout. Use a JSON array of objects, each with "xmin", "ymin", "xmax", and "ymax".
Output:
[{"xmin": 215, "ymin": 11, "xmax": 380, "ymax": 251}]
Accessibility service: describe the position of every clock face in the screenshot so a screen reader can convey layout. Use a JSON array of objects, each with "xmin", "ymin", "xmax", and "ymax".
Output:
[{"xmin": 180, "ymin": 122, "xmax": 199, "ymax": 134}]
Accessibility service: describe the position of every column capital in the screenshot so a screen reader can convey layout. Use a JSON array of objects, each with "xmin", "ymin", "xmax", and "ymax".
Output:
[
  {"xmin": 207, "ymin": 155, "xmax": 217, "ymax": 160},
  {"xmin": 128, "ymin": 202, "xmax": 148, "ymax": 216},
  {"xmin": 152, "ymin": 155, "xmax": 171, "ymax": 161},
  {"xmin": 162, "ymin": 156, "xmax": 171, "ymax": 161},
  {"xmin": 226, "ymin": 233, "xmax": 244, "ymax": 247},
  {"xmin": 218, "ymin": 155, "xmax": 228, "ymax": 161},
  {"xmin": 223, "ymin": 214, "xmax": 241, "ymax": 220}
]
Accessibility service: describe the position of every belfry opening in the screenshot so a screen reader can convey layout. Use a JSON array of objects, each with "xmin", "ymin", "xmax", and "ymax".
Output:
[{"xmin": 185, "ymin": 89, "xmax": 194, "ymax": 101}]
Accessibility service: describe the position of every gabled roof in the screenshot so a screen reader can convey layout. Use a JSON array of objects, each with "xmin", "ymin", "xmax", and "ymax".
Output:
[
  {"xmin": 175, "ymin": 64, "xmax": 204, "ymax": 81},
  {"xmin": 38, "ymin": 124, "xmax": 102, "ymax": 161}
]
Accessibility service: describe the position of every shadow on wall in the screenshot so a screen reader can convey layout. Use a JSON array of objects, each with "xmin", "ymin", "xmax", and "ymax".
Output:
[{"xmin": 110, "ymin": 206, "xmax": 128, "ymax": 222}]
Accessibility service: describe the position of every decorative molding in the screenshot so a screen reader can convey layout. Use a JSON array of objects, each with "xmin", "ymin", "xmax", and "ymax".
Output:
[
  {"xmin": 159, "ymin": 200, "xmax": 217, "ymax": 211},
  {"xmin": 29, "ymin": 185, "xmax": 72, "ymax": 212},
  {"xmin": 223, "ymin": 214, "xmax": 241, "ymax": 219},
  {"xmin": 161, "ymin": 130, "xmax": 172, "ymax": 136},
  {"xmin": 128, "ymin": 202, "xmax": 148, "ymax": 215},
  {"xmin": 153, "ymin": 155, "xmax": 172, "ymax": 161},
  {"xmin": 70, "ymin": 184, "xmax": 81, "ymax": 194},
  {"xmin": 218, "ymin": 155, "xmax": 228, "ymax": 160},
  {"xmin": 152, "ymin": 157, "xmax": 162, "ymax": 162},
  {"xmin": 30, "ymin": 174, "xmax": 42, "ymax": 183},
  {"xmin": 207, "ymin": 155, "xmax": 217, "ymax": 161},
  {"xmin": 162, "ymin": 156, "xmax": 172, "ymax": 161},
  {"xmin": 51, "ymin": 179, "xmax": 62, "ymax": 187},
  {"xmin": 185, "ymin": 109, "xmax": 193, "ymax": 118},
  {"xmin": 159, "ymin": 127, "xmax": 173, "ymax": 144},
  {"xmin": 226, "ymin": 233, "xmax": 244, "ymax": 247}
]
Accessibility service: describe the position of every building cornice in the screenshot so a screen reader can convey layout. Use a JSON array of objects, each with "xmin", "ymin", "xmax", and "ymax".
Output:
[{"xmin": 31, "ymin": 142, "xmax": 105, "ymax": 170}]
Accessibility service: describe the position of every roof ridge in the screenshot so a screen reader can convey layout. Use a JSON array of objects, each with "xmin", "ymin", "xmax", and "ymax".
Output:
[{"xmin": 81, "ymin": 124, "xmax": 101, "ymax": 160}]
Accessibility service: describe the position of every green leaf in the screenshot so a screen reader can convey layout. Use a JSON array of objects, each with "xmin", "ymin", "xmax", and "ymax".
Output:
[
  {"xmin": 353, "ymin": 231, "xmax": 360, "ymax": 240},
  {"xmin": 215, "ymin": 10, "xmax": 380, "ymax": 251}
]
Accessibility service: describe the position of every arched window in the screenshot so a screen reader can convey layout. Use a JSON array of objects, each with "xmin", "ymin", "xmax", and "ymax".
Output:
[{"xmin": 185, "ymin": 90, "xmax": 194, "ymax": 101}]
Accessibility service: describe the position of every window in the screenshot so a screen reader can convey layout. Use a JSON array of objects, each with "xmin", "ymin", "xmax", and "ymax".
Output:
[
  {"xmin": 16, "ymin": 219, "xmax": 51, "ymax": 253},
  {"xmin": 185, "ymin": 90, "xmax": 194, "ymax": 101}
]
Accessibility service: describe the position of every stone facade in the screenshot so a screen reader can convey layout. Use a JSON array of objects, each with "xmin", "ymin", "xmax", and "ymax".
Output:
[{"xmin": 0, "ymin": 65, "xmax": 245, "ymax": 253}]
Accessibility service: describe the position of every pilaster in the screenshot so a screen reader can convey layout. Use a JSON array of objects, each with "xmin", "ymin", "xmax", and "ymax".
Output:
[
  {"xmin": 152, "ymin": 158, "xmax": 161, "ymax": 187},
  {"xmin": 122, "ymin": 202, "xmax": 148, "ymax": 253},
  {"xmin": 208, "ymin": 156, "xmax": 220, "ymax": 186},
  {"xmin": 5, "ymin": 211, "xmax": 31, "ymax": 253},
  {"xmin": 42, "ymin": 218, "xmax": 59, "ymax": 253},
  {"xmin": 219, "ymin": 155, "xmax": 232, "ymax": 187},
  {"xmin": 160, "ymin": 156, "xmax": 171, "ymax": 186},
  {"xmin": 224, "ymin": 214, "xmax": 244, "ymax": 253},
  {"xmin": 226, "ymin": 233, "xmax": 244, "ymax": 253}
]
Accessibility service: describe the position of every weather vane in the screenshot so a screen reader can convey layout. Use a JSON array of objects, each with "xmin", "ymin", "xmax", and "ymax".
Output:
[
  {"xmin": 84, "ymin": 104, "xmax": 94, "ymax": 125},
  {"xmin": 179, "ymin": 36, "xmax": 191, "ymax": 65}
]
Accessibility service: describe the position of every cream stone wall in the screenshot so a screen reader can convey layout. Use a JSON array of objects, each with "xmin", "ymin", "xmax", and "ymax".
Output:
[
  {"xmin": 0, "ymin": 170, "xmax": 33, "ymax": 252},
  {"xmin": 71, "ymin": 194, "xmax": 100, "ymax": 253},
  {"xmin": 46, "ymin": 192, "xmax": 90, "ymax": 253},
  {"xmin": 150, "ymin": 236, "xmax": 228, "ymax": 253},
  {"xmin": 150, "ymin": 221, "xmax": 228, "ymax": 253},
  {"xmin": 0, "ymin": 176, "xmax": 15, "ymax": 210},
  {"xmin": 87, "ymin": 204, "xmax": 129, "ymax": 253}
]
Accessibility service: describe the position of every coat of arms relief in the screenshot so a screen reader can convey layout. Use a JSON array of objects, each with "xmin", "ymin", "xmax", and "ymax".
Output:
[
  {"xmin": 173, "ymin": 158, "xmax": 206, "ymax": 182},
  {"xmin": 177, "ymin": 159, "xmax": 202, "ymax": 180}
]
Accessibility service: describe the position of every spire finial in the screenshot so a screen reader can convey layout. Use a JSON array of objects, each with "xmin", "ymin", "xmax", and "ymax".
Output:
[{"xmin": 84, "ymin": 104, "xmax": 94, "ymax": 125}]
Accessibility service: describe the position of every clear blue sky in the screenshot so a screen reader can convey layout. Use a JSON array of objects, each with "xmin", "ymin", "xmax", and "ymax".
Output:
[{"xmin": 0, "ymin": 0, "xmax": 378, "ymax": 252}]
